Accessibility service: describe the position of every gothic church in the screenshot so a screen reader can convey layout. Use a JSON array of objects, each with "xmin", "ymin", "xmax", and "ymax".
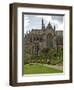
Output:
[{"xmin": 24, "ymin": 19, "xmax": 63, "ymax": 57}]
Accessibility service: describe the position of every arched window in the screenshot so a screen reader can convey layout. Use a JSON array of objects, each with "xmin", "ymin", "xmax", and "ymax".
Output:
[
  {"xmin": 34, "ymin": 43, "xmax": 40, "ymax": 56},
  {"xmin": 47, "ymin": 33, "xmax": 53, "ymax": 48}
]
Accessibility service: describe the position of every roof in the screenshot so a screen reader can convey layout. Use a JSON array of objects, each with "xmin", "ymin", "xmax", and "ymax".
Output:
[{"xmin": 56, "ymin": 31, "xmax": 63, "ymax": 36}]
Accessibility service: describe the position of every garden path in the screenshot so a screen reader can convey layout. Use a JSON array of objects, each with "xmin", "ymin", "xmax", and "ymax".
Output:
[{"xmin": 39, "ymin": 64, "xmax": 63, "ymax": 71}]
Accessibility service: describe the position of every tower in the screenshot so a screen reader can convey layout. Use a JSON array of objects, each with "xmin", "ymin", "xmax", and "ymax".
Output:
[
  {"xmin": 54, "ymin": 25, "xmax": 56, "ymax": 31},
  {"xmin": 47, "ymin": 21, "xmax": 53, "ymax": 29},
  {"xmin": 42, "ymin": 18, "xmax": 45, "ymax": 30}
]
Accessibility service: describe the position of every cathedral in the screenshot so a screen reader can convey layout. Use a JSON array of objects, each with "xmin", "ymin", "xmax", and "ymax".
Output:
[{"xmin": 24, "ymin": 18, "xmax": 63, "ymax": 58}]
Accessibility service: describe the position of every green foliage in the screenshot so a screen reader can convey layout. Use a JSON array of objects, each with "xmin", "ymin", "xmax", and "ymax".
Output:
[{"xmin": 24, "ymin": 47, "xmax": 63, "ymax": 65}]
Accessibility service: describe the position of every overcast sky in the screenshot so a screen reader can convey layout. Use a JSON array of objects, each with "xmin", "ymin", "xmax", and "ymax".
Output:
[{"xmin": 24, "ymin": 15, "xmax": 64, "ymax": 34}]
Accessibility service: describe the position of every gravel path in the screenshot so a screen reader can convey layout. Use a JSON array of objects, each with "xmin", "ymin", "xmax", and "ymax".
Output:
[{"xmin": 39, "ymin": 64, "xmax": 63, "ymax": 71}]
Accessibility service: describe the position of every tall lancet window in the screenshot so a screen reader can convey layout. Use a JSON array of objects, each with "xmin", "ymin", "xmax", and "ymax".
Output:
[{"xmin": 47, "ymin": 33, "xmax": 53, "ymax": 48}]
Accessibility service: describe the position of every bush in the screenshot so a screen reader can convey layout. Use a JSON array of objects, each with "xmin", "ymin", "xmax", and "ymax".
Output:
[{"xmin": 24, "ymin": 47, "xmax": 63, "ymax": 65}]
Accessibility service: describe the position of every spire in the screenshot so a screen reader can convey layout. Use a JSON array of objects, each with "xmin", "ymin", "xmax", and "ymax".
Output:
[
  {"xmin": 47, "ymin": 22, "xmax": 52, "ymax": 28},
  {"xmin": 54, "ymin": 25, "xmax": 56, "ymax": 31},
  {"xmin": 42, "ymin": 18, "xmax": 45, "ymax": 30}
]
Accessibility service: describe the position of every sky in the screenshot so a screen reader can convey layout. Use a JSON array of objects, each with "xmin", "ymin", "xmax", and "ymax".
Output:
[{"xmin": 24, "ymin": 15, "xmax": 64, "ymax": 34}]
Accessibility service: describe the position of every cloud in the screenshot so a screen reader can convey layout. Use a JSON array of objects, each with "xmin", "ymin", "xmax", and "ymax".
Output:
[
  {"xmin": 51, "ymin": 16, "xmax": 63, "ymax": 23},
  {"xmin": 24, "ymin": 16, "xmax": 30, "ymax": 33},
  {"xmin": 36, "ymin": 15, "xmax": 52, "ymax": 26},
  {"xmin": 24, "ymin": 15, "xmax": 64, "ymax": 34},
  {"xmin": 24, "ymin": 16, "xmax": 30, "ymax": 27},
  {"xmin": 57, "ymin": 23, "xmax": 64, "ymax": 31},
  {"xmin": 50, "ymin": 19, "xmax": 64, "ymax": 31}
]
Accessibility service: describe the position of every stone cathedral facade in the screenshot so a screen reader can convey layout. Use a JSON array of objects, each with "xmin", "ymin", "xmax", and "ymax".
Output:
[{"xmin": 24, "ymin": 19, "xmax": 63, "ymax": 59}]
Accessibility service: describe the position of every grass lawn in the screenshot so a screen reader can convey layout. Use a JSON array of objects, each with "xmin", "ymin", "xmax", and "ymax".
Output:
[{"xmin": 24, "ymin": 64, "xmax": 63, "ymax": 74}]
